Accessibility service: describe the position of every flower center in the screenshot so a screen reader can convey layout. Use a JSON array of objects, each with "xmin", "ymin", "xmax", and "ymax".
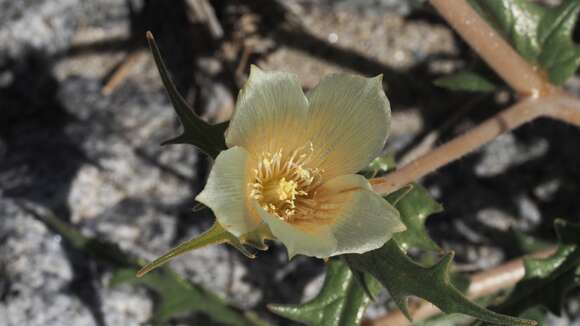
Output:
[{"xmin": 249, "ymin": 145, "xmax": 323, "ymax": 221}]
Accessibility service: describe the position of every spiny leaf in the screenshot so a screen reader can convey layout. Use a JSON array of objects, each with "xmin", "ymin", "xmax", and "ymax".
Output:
[
  {"xmin": 344, "ymin": 241, "xmax": 536, "ymax": 326},
  {"xmin": 137, "ymin": 221, "xmax": 274, "ymax": 277},
  {"xmin": 493, "ymin": 219, "xmax": 580, "ymax": 318},
  {"xmin": 434, "ymin": 71, "xmax": 497, "ymax": 93},
  {"xmin": 469, "ymin": 0, "xmax": 580, "ymax": 84},
  {"xmin": 147, "ymin": 31, "xmax": 228, "ymax": 158},
  {"xmin": 270, "ymin": 182, "xmax": 445, "ymax": 326},
  {"xmin": 137, "ymin": 222, "xmax": 273, "ymax": 277},
  {"xmin": 35, "ymin": 211, "xmax": 260, "ymax": 326},
  {"xmin": 137, "ymin": 222, "xmax": 250, "ymax": 277},
  {"xmin": 364, "ymin": 156, "xmax": 442, "ymax": 252},
  {"xmin": 268, "ymin": 259, "xmax": 381, "ymax": 326},
  {"xmin": 386, "ymin": 183, "xmax": 443, "ymax": 252},
  {"xmin": 511, "ymin": 229, "xmax": 554, "ymax": 254}
]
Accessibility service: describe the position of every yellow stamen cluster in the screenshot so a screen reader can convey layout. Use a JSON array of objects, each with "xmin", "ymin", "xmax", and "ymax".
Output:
[{"xmin": 250, "ymin": 144, "xmax": 323, "ymax": 221}]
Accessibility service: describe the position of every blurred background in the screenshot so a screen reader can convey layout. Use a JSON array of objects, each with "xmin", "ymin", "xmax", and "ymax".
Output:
[{"xmin": 1, "ymin": 0, "xmax": 580, "ymax": 325}]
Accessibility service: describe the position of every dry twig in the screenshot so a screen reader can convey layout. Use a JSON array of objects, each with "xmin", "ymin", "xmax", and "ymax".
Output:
[{"xmin": 102, "ymin": 50, "xmax": 145, "ymax": 95}]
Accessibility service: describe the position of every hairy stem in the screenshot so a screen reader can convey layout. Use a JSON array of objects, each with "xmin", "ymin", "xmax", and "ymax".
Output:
[
  {"xmin": 429, "ymin": 0, "xmax": 554, "ymax": 97},
  {"xmin": 363, "ymin": 248, "xmax": 556, "ymax": 326}
]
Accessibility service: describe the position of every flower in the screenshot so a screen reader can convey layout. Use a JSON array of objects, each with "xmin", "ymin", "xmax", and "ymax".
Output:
[{"xmin": 196, "ymin": 66, "xmax": 405, "ymax": 258}]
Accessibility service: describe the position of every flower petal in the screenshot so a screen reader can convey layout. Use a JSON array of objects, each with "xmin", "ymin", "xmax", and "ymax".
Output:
[
  {"xmin": 305, "ymin": 74, "xmax": 391, "ymax": 178},
  {"xmin": 225, "ymin": 65, "xmax": 309, "ymax": 155},
  {"xmin": 195, "ymin": 146, "xmax": 260, "ymax": 236},
  {"xmin": 255, "ymin": 202, "xmax": 336, "ymax": 259},
  {"xmin": 321, "ymin": 175, "xmax": 406, "ymax": 255},
  {"xmin": 260, "ymin": 174, "xmax": 405, "ymax": 258}
]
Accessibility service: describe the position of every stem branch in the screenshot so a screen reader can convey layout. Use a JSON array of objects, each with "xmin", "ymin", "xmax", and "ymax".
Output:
[
  {"xmin": 429, "ymin": 0, "xmax": 553, "ymax": 96},
  {"xmin": 372, "ymin": 97, "xmax": 543, "ymax": 194},
  {"xmin": 371, "ymin": 93, "xmax": 580, "ymax": 195}
]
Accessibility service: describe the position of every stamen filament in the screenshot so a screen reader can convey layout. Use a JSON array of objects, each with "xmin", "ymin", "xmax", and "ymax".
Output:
[{"xmin": 249, "ymin": 143, "xmax": 323, "ymax": 222}]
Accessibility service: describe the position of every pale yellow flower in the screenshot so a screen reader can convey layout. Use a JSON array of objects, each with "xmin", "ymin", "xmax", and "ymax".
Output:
[{"xmin": 196, "ymin": 66, "xmax": 405, "ymax": 258}]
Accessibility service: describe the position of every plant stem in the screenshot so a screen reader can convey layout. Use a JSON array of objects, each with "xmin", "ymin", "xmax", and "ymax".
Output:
[
  {"xmin": 546, "ymin": 94, "xmax": 580, "ymax": 127},
  {"xmin": 371, "ymin": 93, "xmax": 580, "ymax": 195},
  {"xmin": 429, "ymin": 0, "xmax": 554, "ymax": 97},
  {"xmin": 363, "ymin": 247, "xmax": 556, "ymax": 326},
  {"xmin": 370, "ymin": 0, "xmax": 580, "ymax": 195},
  {"xmin": 372, "ymin": 97, "xmax": 542, "ymax": 195}
]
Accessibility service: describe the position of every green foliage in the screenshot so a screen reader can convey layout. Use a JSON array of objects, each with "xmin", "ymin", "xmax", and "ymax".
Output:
[
  {"xmin": 272, "ymin": 178, "xmax": 534, "ymax": 325},
  {"xmin": 339, "ymin": 179, "xmax": 534, "ymax": 325},
  {"xmin": 137, "ymin": 222, "xmax": 255, "ymax": 277},
  {"xmin": 111, "ymin": 268, "xmax": 260, "ymax": 325},
  {"xmin": 434, "ymin": 71, "xmax": 497, "ymax": 92},
  {"xmin": 363, "ymin": 157, "xmax": 442, "ymax": 253},
  {"xmin": 344, "ymin": 241, "xmax": 535, "ymax": 326},
  {"xmin": 386, "ymin": 183, "xmax": 443, "ymax": 252},
  {"xmin": 269, "ymin": 259, "xmax": 381, "ymax": 326},
  {"xmin": 511, "ymin": 229, "xmax": 554, "ymax": 254},
  {"xmin": 518, "ymin": 307, "xmax": 547, "ymax": 326},
  {"xmin": 413, "ymin": 312, "xmax": 474, "ymax": 326},
  {"xmin": 137, "ymin": 222, "xmax": 273, "ymax": 277},
  {"xmin": 493, "ymin": 219, "xmax": 580, "ymax": 319},
  {"xmin": 469, "ymin": 0, "xmax": 580, "ymax": 84},
  {"xmin": 35, "ymin": 211, "xmax": 260, "ymax": 326},
  {"xmin": 361, "ymin": 153, "xmax": 396, "ymax": 178},
  {"xmin": 146, "ymin": 32, "xmax": 228, "ymax": 158},
  {"xmin": 271, "ymin": 167, "xmax": 446, "ymax": 326}
]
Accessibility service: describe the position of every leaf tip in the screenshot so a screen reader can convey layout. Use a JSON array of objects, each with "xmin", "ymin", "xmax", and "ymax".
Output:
[
  {"xmin": 266, "ymin": 303, "xmax": 293, "ymax": 318},
  {"xmin": 135, "ymin": 268, "xmax": 148, "ymax": 278},
  {"xmin": 136, "ymin": 260, "xmax": 162, "ymax": 278}
]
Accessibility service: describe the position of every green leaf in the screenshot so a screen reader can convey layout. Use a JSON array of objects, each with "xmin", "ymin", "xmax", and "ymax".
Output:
[
  {"xmin": 137, "ymin": 222, "xmax": 274, "ymax": 277},
  {"xmin": 146, "ymin": 31, "xmax": 228, "ymax": 158},
  {"xmin": 361, "ymin": 153, "xmax": 396, "ymax": 178},
  {"xmin": 137, "ymin": 222, "xmax": 254, "ymax": 277},
  {"xmin": 268, "ymin": 259, "xmax": 381, "ymax": 326},
  {"xmin": 344, "ymin": 241, "xmax": 536, "ymax": 326},
  {"xmin": 111, "ymin": 268, "xmax": 259, "ymax": 325},
  {"xmin": 413, "ymin": 313, "xmax": 473, "ymax": 326},
  {"xmin": 363, "ymin": 154, "xmax": 441, "ymax": 252},
  {"xmin": 34, "ymin": 210, "xmax": 260, "ymax": 326},
  {"xmin": 386, "ymin": 183, "xmax": 443, "ymax": 252},
  {"xmin": 518, "ymin": 307, "xmax": 547, "ymax": 326},
  {"xmin": 434, "ymin": 71, "xmax": 497, "ymax": 92},
  {"xmin": 269, "ymin": 183, "xmax": 447, "ymax": 326},
  {"xmin": 493, "ymin": 219, "xmax": 580, "ymax": 318},
  {"xmin": 511, "ymin": 229, "xmax": 554, "ymax": 254},
  {"xmin": 469, "ymin": 0, "xmax": 580, "ymax": 84}
]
